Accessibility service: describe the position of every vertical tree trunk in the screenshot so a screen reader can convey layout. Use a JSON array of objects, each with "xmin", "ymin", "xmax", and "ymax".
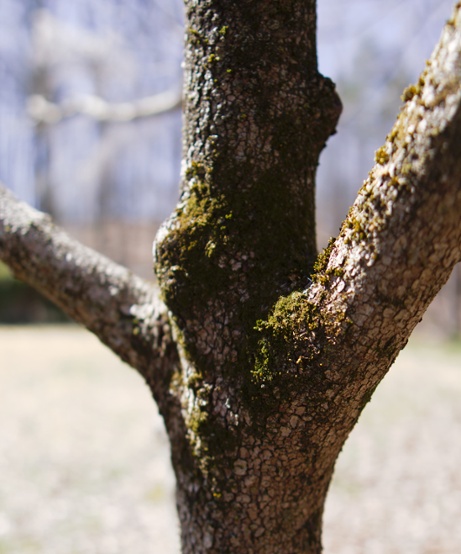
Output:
[{"xmin": 154, "ymin": 1, "xmax": 341, "ymax": 552}]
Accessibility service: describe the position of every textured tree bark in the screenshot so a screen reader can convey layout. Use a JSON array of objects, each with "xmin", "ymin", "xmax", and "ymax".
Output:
[
  {"xmin": 153, "ymin": 2, "xmax": 343, "ymax": 551},
  {"xmin": 1, "ymin": 2, "xmax": 461, "ymax": 553},
  {"xmin": 153, "ymin": 2, "xmax": 461, "ymax": 552}
]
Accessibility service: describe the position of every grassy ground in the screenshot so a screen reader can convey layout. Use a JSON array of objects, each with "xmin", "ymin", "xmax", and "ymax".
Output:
[{"xmin": 0, "ymin": 326, "xmax": 460, "ymax": 553}]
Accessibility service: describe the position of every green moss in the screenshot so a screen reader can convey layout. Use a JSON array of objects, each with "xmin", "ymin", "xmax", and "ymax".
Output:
[
  {"xmin": 375, "ymin": 146, "xmax": 389, "ymax": 165},
  {"xmin": 252, "ymin": 291, "xmax": 322, "ymax": 385},
  {"xmin": 344, "ymin": 211, "xmax": 367, "ymax": 243},
  {"xmin": 312, "ymin": 238, "xmax": 335, "ymax": 280},
  {"xmin": 185, "ymin": 161, "xmax": 209, "ymax": 180},
  {"xmin": 187, "ymin": 27, "xmax": 209, "ymax": 46},
  {"xmin": 186, "ymin": 386, "xmax": 240, "ymax": 476},
  {"xmin": 188, "ymin": 406, "xmax": 209, "ymax": 436},
  {"xmin": 401, "ymin": 84, "xmax": 419, "ymax": 102},
  {"xmin": 387, "ymin": 112, "xmax": 405, "ymax": 145},
  {"xmin": 156, "ymin": 186, "xmax": 231, "ymax": 310}
]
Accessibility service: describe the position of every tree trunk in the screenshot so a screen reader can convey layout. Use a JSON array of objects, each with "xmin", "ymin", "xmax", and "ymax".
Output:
[
  {"xmin": 153, "ymin": 2, "xmax": 343, "ymax": 551},
  {"xmin": 153, "ymin": 2, "xmax": 461, "ymax": 552},
  {"xmin": 2, "ymin": 2, "xmax": 461, "ymax": 553}
]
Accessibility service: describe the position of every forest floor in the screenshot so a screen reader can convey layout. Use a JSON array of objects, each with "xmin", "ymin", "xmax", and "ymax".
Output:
[{"xmin": 0, "ymin": 325, "xmax": 460, "ymax": 554}]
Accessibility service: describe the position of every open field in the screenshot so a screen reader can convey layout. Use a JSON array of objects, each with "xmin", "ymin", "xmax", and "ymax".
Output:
[{"xmin": 0, "ymin": 326, "xmax": 460, "ymax": 553}]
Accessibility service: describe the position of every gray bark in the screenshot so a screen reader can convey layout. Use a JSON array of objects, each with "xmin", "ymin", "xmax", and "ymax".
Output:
[{"xmin": 1, "ymin": 2, "xmax": 461, "ymax": 553}]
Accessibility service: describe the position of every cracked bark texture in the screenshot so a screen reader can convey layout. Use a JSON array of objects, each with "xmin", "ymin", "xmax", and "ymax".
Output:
[
  {"xmin": 1, "ymin": 2, "xmax": 461, "ymax": 553},
  {"xmin": 153, "ymin": 2, "xmax": 461, "ymax": 553}
]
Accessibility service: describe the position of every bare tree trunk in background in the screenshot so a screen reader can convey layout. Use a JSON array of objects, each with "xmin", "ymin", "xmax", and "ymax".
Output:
[{"xmin": 2, "ymin": 2, "xmax": 461, "ymax": 552}]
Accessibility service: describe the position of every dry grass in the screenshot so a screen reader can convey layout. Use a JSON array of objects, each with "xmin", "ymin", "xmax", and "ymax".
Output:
[
  {"xmin": 324, "ymin": 338, "xmax": 461, "ymax": 554},
  {"xmin": 0, "ymin": 326, "xmax": 460, "ymax": 553},
  {"xmin": 0, "ymin": 326, "xmax": 179, "ymax": 554}
]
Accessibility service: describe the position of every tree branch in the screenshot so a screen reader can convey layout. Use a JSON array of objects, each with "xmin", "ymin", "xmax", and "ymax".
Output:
[
  {"xmin": 27, "ymin": 88, "xmax": 182, "ymax": 124},
  {"xmin": 307, "ymin": 6, "xmax": 461, "ymax": 409},
  {"xmin": 0, "ymin": 184, "xmax": 178, "ymax": 397},
  {"xmin": 237, "ymin": 13, "xmax": 461, "ymax": 501}
]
